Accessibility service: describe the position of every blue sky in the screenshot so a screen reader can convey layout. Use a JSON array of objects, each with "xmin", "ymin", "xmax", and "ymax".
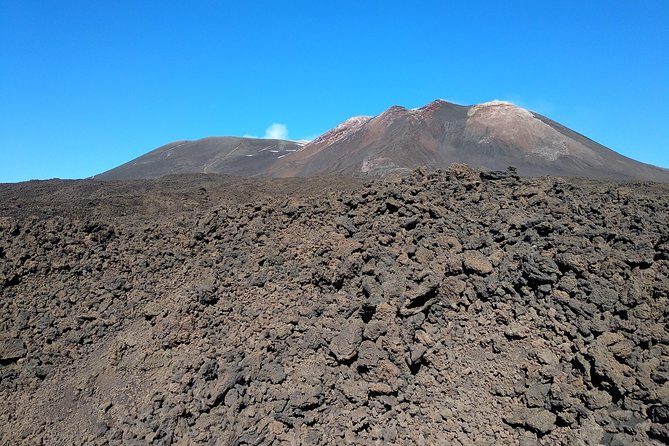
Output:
[{"xmin": 1, "ymin": 1, "xmax": 668, "ymax": 182}]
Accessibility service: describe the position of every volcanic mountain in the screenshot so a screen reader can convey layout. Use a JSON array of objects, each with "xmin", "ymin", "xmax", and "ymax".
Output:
[
  {"xmin": 96, "ymin": 100, "xmax": 669, "ymax": 182},
  {"xmin": 94, "ymin": 137, "xmax": 303, "ymax": 180}
]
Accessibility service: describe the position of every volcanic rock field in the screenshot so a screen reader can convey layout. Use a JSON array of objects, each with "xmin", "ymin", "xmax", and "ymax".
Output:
[{"xmin": 1, "ymin": 166, "xmax": 669, "ymax": 445}]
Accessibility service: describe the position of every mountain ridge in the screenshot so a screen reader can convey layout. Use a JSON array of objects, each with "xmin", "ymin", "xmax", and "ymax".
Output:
[{"xmin": 95, "ymin": 100, "xmax": 669, "ymax": 182}]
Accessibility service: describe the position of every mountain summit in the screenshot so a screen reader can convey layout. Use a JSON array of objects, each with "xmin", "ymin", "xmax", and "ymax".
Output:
[
  {"xmin": 96, "ymin": 100, "xmax": 669, "ymax": 182},
  {"xmin": 271, "ymin": 100, "xmax": 669, "ymax": 181}
]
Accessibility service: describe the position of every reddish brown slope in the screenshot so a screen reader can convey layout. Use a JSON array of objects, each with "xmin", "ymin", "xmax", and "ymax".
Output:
[{"xmin": 271, "ymin": 100, "xmax": 669, "ymax": 181}]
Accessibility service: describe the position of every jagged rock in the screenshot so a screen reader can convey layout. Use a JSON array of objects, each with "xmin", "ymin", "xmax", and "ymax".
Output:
[
  {"xmin": 340, "ymin": 380, "xmax": 368, "ymax": 403},
  {"xmin": 583, "ymin": 389, "xmax": 612, "ymax": 410},
  {"xmin": 521, "ymin": 253, "xmax": 559, "ymax": 285},
  {"xmin": 356, "ymin": 340, "xmax": 383, "ymax": 370},
  {"xmin": 576, "ymin": 417, "xmax": 605, "ymax": 445},
  {"xmin": 258, "ymin": 362, "xmax": 286, "ymax": 384},
  {"xmin": 524, "ymin": 383, "xmax": 551, "ymax": 408},
  {"xmin": 532, "ymin": 349, "xmax": 559, "ymax": 367},
  {"xmin": 401, "ymin": 278, "xmax": 440, "ymax": 316},
  {"xmin": 329, "ymin": 320, "xmax": 364, "ymax": 362},
  {"xmin": 462, "ymin": 251, "xmax": 493, "ymax": 275},
  {"xmin": 504, "ymin": 322, "xmax": 529, "ymax": 339},
  {"xmin": 362, "ymin": 320, "xmax": 387, "ymax": 341},
  {"xmin": 504, "ymin": 408, "xmax": 557, "ymax": 434},
  {"xmin": 0, "ymin": 338, "xmax": 26, "ymax": 363},
  {"xmin": 368, "ymin": 382, "xmax": 393, "ymax": 395},
  {"xmin": 287, "ymin": 385, "xmax": 324, "ymax": 411},
  {"xmin": 480, "ymin": 167, "xmax": 519, "ymax": 181},
  {"xmin": 587, "ymin": 335, "xmax": 636, "ymax": 396},
  {"xmin": 649, "ymin": 403, "xmax": 669, "ymax": 423},
  {"xmin": 649, "ymin": 422, "xmax": 669, "ymax": 443}
]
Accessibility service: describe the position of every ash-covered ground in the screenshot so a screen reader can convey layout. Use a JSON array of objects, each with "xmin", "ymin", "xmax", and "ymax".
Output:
[{"xmin": 1, "ymin": 166, "xmax": 668, "ymax": 445}]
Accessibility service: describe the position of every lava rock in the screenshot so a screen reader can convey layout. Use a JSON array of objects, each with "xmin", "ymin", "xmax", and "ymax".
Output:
[
  {"xmin": 462, "ymin": 251, "xmax": 493, "ymax": 275},
  {"xmin": 0, "ymin": 338, "xmax": 26, "ymax": 363},
  {"xmin": 504, "ymin": 408, "xmax": 557, "ymax": 435},
  {"xmin": 329, "ymin": 320, "xmax": 364, "ymax": 362}
]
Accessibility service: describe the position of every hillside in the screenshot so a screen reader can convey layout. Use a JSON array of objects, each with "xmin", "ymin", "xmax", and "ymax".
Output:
[
  {"xmin": 94, "ymin": 138, "xmax": 303, "ymax": 181},
  {"xmin": 95, "ymin": 101, "xmax": 669, "ymax": 182},
  {"xmin": 271, "ymin": 100, "xmax": 669, "ymax": 181}
]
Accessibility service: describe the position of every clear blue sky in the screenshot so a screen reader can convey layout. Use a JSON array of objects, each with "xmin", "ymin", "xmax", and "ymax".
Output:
[{"xmin": 1, "ymin": 1, "xmax": 668, "ymax": 182}]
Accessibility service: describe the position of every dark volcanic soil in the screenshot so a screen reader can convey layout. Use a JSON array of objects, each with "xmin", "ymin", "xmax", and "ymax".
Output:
[{"xmin": 1, "ymin": 167, "xmax": 668, "ymax": 445}]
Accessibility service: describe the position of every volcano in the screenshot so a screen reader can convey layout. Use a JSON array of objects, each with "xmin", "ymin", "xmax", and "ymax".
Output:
[
  {"xmin": 94, "ymin": 137, "xmax": 303, "ymax": 180},
  {"xmin": 96, "ymin": 100, "xmax": 669, "ymax": 182}
]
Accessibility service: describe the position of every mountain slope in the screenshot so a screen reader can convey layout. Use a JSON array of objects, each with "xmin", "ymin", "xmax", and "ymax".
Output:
[
  {"xmin": 271, "ymin": 100, "xmax": 669, "ymax": 181},
  {"xmin": 95, "ymin": 101, "xmax": 669, "ymax": 182},
  {"xmin": 94, "ymin": 137, "xmax": 303, "ymax": 180}
]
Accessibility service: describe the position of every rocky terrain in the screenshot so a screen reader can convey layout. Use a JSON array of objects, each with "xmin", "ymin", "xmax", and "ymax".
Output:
[
  {"xmin": 96, "ymin": 100, "xmax": 669, "ymax": 182},
  {"xmin": 1, "ymin": 167, "xmax": 669, "ymax": 445}
]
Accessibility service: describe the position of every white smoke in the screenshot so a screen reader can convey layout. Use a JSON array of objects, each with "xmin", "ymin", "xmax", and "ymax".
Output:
[
  {"xmin": 264, "ymin": 123, "xmax": 288, "ymax": 140},
  {"xmin": 243, "ymin": 123, "xmax": 289, "ymax": 140}
]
